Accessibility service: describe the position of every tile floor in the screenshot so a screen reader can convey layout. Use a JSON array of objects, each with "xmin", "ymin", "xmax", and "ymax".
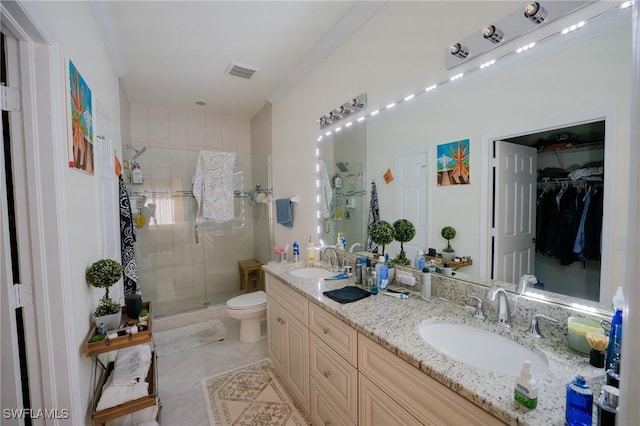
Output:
[{"xmin": 156, "ymin": 313, "xmax": 268, "ymax": 425}]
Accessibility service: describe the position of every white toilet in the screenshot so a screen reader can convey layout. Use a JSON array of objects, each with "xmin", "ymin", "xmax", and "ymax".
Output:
[{"xmin": 226, "ymin": 290, "xmax": 267, "ymax": 343}]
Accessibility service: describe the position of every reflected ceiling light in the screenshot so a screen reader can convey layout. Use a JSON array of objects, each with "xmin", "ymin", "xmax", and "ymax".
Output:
[
  {"xmin": 371, "ymin": 110, "xmax": 379, "ymax": 116},
  {"xmin": 516, "ymin": 42, "xmax": 536, "ymax": 53},
  {"xmin": 482, "ymin": 25, "xmax": 504, "ymax": 44},
  {"xmin": 315, "ymin": 148, "xmax": 320, "ymax": 156},
  {"xmin": 561, "ymin": 21, "xmax": 585, "ymax": 35},
  {"xmin": 320, "ymin": 93, "xmax": 367, "ymax": 129},
  {"xmin": 449, "ymin": 43, "xmax": 470, "ymax": 59},
  {"xmin": 450, "ymin": 73, "xmax": 464, "ymax": 81},
  {"xmin": 325, "ymin": 131, "xmax": 332, "ymax": 136},
  {"xmin": 404, "ymin": 94, "xmax": 415, "ymax": 101},
  {"xmin": 620, "ymin": 1, "xmax": 634, "ymax": 9},
  {"xmin": 317, "ymin": 136, "xmax": 323, "ymax": 142},
  {"xmin": 345, "ymin": 121, "xmax": 353, "ymax": 127},
  {"xmin": 386, "ymin": 102, "xmax": 396, "ymax": 109},
  {"xmin": 480, "ymin": 59, "xmax": 496, "ymax": 69},
  {"xmin": 425, "ymin": 84, "xmax": 437, "ymax": 92},
  {"xmin": 524, "ymin": 2, "xmax": 547, "ymax": 24},
  {"xmin": 335, "ymin": 127, "xmax": 342, "ymax": 132}
]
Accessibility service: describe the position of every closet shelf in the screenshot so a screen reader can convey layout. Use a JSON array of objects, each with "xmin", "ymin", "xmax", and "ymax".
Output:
[{"xmin": 537, "ymin": 140, "xmax": 604, "ymax": 153}]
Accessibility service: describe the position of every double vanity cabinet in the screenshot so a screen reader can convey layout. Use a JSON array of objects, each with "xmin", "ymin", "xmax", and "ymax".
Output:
[{"xmin": 265, "ymin": 272, "xmax": 504, "ymax": 425}]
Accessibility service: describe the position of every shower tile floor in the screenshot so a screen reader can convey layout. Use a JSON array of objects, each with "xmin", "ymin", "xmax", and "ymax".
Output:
[
  {"xmin": 155, "ymin": 290, "xmax": 245, "ymax": 317},
  {"xmin": 156, "ymin": 314, "xmax": 268, "ymax": 425}
]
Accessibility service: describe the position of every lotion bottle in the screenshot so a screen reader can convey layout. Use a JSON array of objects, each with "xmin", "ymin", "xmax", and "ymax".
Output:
[
  {"xmin": 306, "ymin": 235, "xmax": 316, "ymax": 265},
  {"xmin": 514, "ymin": 361, "xmax": 538, "ymax": 410}
]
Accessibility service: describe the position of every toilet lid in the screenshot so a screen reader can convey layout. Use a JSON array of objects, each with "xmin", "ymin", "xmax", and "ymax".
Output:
[{"xmin": 227, "ymin": 290, "xmax": 267, "ymax": 309}]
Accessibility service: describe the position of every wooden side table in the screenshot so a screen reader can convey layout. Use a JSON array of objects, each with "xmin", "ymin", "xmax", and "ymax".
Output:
[{"xmin": 237, "ymin": 259, "xmax": 263, "ymax": 292}]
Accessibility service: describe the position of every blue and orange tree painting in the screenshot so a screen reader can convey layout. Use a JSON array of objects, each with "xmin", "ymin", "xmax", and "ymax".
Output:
[
  {"xmin": 69, "ymin": 60, "xmax": 94, "ymax": 174},
  {"xmin": 437, "ymin": 139, "xmax": 470, "ymax": 185}
]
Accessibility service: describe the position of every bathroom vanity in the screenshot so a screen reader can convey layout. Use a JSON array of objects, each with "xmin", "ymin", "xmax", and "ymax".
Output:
[{"xmin": 263, "ymin": 262, "xmax": 605, "ymax": 426}]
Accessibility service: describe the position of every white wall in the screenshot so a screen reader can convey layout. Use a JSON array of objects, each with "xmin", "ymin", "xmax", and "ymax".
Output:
[{"xmin": 30, "ymin": 0, "xmax": 121, "ymax": 421}]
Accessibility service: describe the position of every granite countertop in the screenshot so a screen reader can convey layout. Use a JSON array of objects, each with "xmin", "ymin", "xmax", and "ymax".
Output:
[{"xmin": 263, "ymin": 261, "xmax": 605, "ymax": 426}]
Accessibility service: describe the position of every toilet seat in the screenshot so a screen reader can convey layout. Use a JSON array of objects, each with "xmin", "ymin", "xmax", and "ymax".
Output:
[{"xmin": 227, "ymin": 290, "xmax": 266, "ymax": 310}]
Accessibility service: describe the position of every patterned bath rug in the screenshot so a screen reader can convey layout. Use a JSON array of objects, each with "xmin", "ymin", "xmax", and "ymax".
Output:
[
  {"xmin": 154, "ymin": 318, "xmax": 229, "ymax": 357},
  {"xmin": 201, "ymin": 358, "xmax": 310, "ymax": 425}
]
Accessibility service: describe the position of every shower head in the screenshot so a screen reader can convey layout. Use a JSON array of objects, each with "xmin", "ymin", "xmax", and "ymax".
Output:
[
  {"xmin": 132, "ymin": 146, "xmax": 147, "ymax": 160},
  {"xmin": 336, "ymin": 162, "xmax": 349, "ymax": 173}
]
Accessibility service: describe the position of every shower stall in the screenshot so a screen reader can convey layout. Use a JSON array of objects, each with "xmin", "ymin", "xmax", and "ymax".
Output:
[{"xmin": 123, "ymin": 145, "xmax": 273, "ymax": 317}]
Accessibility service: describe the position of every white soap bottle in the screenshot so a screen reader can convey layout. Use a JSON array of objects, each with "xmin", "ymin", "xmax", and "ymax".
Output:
[{"xmin": 514, "ymin": 361, "xmax": 538, "ymax": 410}]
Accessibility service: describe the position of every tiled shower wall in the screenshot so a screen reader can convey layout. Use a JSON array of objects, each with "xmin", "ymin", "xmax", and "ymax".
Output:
[{"xmin": 127, "ymin": 104, "xmax": 271, "ymax": 317}]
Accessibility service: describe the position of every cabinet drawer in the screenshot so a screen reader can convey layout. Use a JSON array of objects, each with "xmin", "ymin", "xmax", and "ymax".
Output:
[
  {"xmin": 310, "ymin": 377, "xmax": 356, "ymax": 426},
  {"xmin": 358, "ymin": 334, "xmax": 505, "ymax": 426},
  {"xmin": 266, "ymin": 274, "xmax": 308, "ymax": 326},
  {"xmin": 310, "ymin": 335, "xmax": 358, "ymax": 423},
  {"xmin": 359, "ymin": 373, "xmax": 420, "ymax": 426},
  {"xmin": 309, "ymin": 303, "xmax": 357, "ymax": 366}
]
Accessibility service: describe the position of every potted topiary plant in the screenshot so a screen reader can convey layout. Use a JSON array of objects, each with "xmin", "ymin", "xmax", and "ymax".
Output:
[
  {"xmin": 441, "ymin": 226, "xmax": 457, "ymax": 261},
  {"xmin": 369, "ymin": 220, "xmax": 395, "ymax": 256},
  {"xmin": 86, "ymin": 258, "xmax": 123, "ymax": 330},
  {"xmin": 392, "ymin": 219, "xmax": 415, "ymax": 267}
]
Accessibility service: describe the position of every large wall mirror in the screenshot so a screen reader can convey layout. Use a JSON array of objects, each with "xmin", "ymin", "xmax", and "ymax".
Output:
[
  {"xmin": 317, "ymin": 123, "xmax": 368, "ymax": 249},
  {"xmin": 316, "ymin": 3, "xmax": 632, "ymax": 312}
]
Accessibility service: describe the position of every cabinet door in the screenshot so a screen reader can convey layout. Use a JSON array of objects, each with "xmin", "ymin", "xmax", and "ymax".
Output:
[
  {"xmin": 359, "ymin": 374, "xmax": 420, "ymax": 426},
  {"xmin": 266, "ymin": 297, "xmax": 285, "ymax": 372},
  {"xmin": 284, "ymin": 314, "xmax": 309, "ymax": 412}
]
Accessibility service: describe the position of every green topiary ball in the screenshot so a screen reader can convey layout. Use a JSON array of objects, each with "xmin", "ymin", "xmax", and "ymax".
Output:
[
  {"xmin": 86, "ymin": 259, "xmax": 123, "ymax": 289},
  {"xmin": 369, "ymin": 221, "xmax": 395, "ymax": 254},
  {"xmin": 393, "ymin": 219, "xmax": 416, "ymax": 243}
]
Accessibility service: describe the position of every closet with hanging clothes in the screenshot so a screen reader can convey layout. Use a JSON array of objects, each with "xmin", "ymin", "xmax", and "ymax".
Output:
[{"xmin": 533, "ymin": 134, "xmax": 604, "ymax": 301}]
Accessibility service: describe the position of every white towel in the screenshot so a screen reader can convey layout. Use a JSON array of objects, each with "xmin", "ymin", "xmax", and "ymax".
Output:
[
  {"xmin": 96, "ymin": 375, "xmax": 149, "ymax": 411},
  {"xmin": 193, "ymin": 151, "xmax": 236, "ymax": 223},
  {"xmin": 319, "ymin": 161, "xmax": 333, "ymax": 219}
]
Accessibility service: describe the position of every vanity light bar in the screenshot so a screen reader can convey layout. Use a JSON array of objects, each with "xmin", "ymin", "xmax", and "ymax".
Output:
[
  {"xmin": 450, "ymin": 73, "xmax": 464, "ymax": 81},
  {"xmin": 404, "ymin": 94, "xmax": 415, "ymax": 101},
  {"xmin": 425, "ymin": 84, "xmax": 438, "ymax": 92},
  {"xmin": 371, "ymin": 110, "xmax": 380, "ymax": 116},
  {"xmin": 386, "ymin": 102, "xmax": 396, "ymax": 109},
  {"xmin": 561, "ymin": 21, "xmax": 585, "ymax": 35},
  {"xmin": 620, "ymin": 1, "xmax": 634, "ymax": 9},
  {"xmin": 345, "ymin": 121, "xmax": 353, "ymax": 127}
]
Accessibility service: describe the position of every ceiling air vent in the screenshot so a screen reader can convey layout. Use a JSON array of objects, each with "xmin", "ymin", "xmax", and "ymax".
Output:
[{"xmin": 225, "ymin": 62, "xmax": 259, "ymax": 79}]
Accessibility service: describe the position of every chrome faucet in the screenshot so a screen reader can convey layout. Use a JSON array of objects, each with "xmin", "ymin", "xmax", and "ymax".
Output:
[
  {"xmin": 527, "ymin": 314, "xmax": 559, "ymax": 338},
  {"xmin": 487, "ymin": 286, "xmax": 511, "ymax": 328},
  {"xmin": 321, "ymin": 246, "xmax": 339, "ymax": 269},
  {"xmin": 348, "ymin": 242, "xmax": 362, "ymax": 253},
  {"xmin": 516, "ymin": 274, "xmax": 538, "ymax": 295},
  {"xmin": 466, "ymin": 295, "xmax": 485, "ymax": 320}
]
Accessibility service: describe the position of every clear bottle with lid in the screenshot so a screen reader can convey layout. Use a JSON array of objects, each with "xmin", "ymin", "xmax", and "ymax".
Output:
[{"xmin": 375, "ymin": 256, "xmax": 389, "ymax": 291}]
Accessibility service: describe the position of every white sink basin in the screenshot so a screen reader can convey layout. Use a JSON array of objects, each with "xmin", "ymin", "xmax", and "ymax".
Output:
[
  {"xmin": 418, "ymin": 322, "xmax": 548, "ymax": 376},
  {"xmin": 289, "ymin": 267, "xmax": 336, "ymax": 279}
]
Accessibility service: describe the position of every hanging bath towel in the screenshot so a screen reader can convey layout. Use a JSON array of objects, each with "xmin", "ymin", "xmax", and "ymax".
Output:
[
  {"xmin": 319, "ymin": 161, "xmax": 333, "ymax": 219},
  {"xmin": 276, "ymin": 198, "xmax": 294, "ymax": 228},
  {"xmin": 193, "ymin": 151, "xmax": 236, "ymax": 224},
  {"xmin": 366, "ymin": 180, "xmax": 380, "ymax": 253},
  {"xmin": 119, "ymin": 175, "xmax": 141, "ymax": 295}
]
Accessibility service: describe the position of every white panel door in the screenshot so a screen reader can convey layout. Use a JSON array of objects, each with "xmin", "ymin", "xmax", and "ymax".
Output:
[
  {"xmin": 395, "ymin": 152, "xmax": 427, "ymax": 262},
  {"xmin": 493, "ymin": 141, "xmax": 537, "ymax": 284}
]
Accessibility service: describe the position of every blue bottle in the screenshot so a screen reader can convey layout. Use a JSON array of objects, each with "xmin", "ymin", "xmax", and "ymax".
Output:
[
  {"xmin": 605, "ymin": 287, "xmax": 624, "ymax": 369},
  {"xmin": 566, "ymin": 375, "xmax": 593, "ymax": 426},
  {"xmin": 293, "ymin": 241, "xmax": 300, "ymax": 263},
  {"xmin": 376, "ymin": 256, "xmax": 389, "ymax": 291}
]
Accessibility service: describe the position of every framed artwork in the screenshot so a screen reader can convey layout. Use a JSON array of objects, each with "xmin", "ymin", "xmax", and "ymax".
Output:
[
  {"xmin": 67, "ymin": 59, "xmax": 94, "ymax": 175},
  {"xmin": 437, "ymin": 139, "xmax": 470, "ymax": 186}
]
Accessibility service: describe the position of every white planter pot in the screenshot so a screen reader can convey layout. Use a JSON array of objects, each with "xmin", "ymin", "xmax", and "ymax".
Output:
[
  {"xmin": 441, "ymin": 251, "xmax": 456, "ymax": 261},
  {"xmin": 388, "ymin": 267, "xmax": 396, "ymax": 285},
  {"xmin": 94, "ymin": 311, "xmax": 122, "ymax": 331}
]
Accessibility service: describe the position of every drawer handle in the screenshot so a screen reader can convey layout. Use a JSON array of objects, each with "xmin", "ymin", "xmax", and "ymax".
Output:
[
  {"xmin": 323, "ymin": 328, "xmax": 331, "ymax": 334},
  {"xmin": 323, "ymin": 370, "xmax": 331, "ymax": 378},
  {"xmin": 277, "ymin": 317, "xmax": 285, "ymax": 324}
]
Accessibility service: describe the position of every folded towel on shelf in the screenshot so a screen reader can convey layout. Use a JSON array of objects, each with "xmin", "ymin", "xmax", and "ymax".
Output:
[
  {"xmin": 112, "ymin": 344, "xmax": 152, "ymax": 385},
  {"xmin": 275, "ymin": 198, "xmax": 293, "ymax": 228},
  {"xmin": 96, "ymin": 375, "xmax": 149, "ymax": 411},
  {"xmin": 193, "ymin": 151, "xmax": 236, "ymax": 224},
  {"xmin": 105, "ymin": 404, "xmax": 158, "ymax": 426},
  {"xmin": 323, "ymin": 286, "xmax": 371, "ymax": 304}
]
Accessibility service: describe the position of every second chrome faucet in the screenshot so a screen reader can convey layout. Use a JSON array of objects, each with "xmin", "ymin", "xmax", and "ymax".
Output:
[{"xmin": 487, "ymin": 286, "xmax": 512, "ymax": 328}]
